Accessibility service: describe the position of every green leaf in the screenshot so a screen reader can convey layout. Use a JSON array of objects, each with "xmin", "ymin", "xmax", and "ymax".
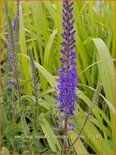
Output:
[
  {"xmin": 92, "ymin": 38, "xmax": 115, "ymax": 105},
  {"xmin": 35, "ymin": 61, "xmax": 57, "ymax": 88},
  {"xmin": 19, "ymin": 54, "xmax": 57, "ymax": 88},
  {"xmin": 44, "ymin": 29, "xmax": 57, "ymax": 69},
  {"xmin": 68, "ymin": 131, "xmax": 89, "ymax": 154},
  {"xmin": 39, "ymin": 113, "xmax": 61, "ymax": 153},
  {"xmin": 74, "ymin": 104, "xmax": 113, "ymax": 154},
  {"xmin": 19, "ymin": 3, "xmax": 32, "ymax": 95},
  {"xmin": 92, "ymin": 38, "xmax": 115, "ymax": 148}
]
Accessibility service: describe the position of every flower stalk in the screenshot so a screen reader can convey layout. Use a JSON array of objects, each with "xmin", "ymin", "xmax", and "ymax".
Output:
[
  {"xmin": 69, "ymin": 83, "xmax": 102, "ymax": 148},
  {"xmin": 5, "ymin": 0, "xmax": 22, "ymax": 120},
  {"xmin": 57, "ymin": 0, "xmax": 78, "ymax": 153},
  {"xmin": 29, "ymin": 50, "xmax": 40, "ymax": 132}
]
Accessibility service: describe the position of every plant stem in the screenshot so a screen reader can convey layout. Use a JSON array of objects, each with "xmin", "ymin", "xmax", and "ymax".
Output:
[
  {"xmin": 69, "ymin": 108, "xmax": 91, "ymax": 148},
  {"xmin": 11, "ymin": 95, "xmax": 15, "ymax": 123},
  {"xmin": 34, "ymin": 92, "xmax": 38, "ymax": 131},
  {"xmin": 16, "ymin": 72, "xmax": 22, "ymax": 120},
  {"xmin": 69, "ymin": 83, "xmax": 102, "ymax": 148},
  {"xmin": 29, "ymin": 50, "xmax": 39, "ymax": 131},
  {"xmin": 62, "ymin": 116, "xmax": 68, "ymax": 154}
]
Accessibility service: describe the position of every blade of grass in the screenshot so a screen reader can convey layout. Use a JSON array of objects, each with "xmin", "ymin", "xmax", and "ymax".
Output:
[
  {"xmin": 39, "ymin": 113, "xmax": 61, "ymax": 153},
  {"xmin": 92, "ymin": 38, "xmax": 115, "ymax": 149},
  {"xmin": 19, "ymin": 3, "xmax": 32, "ymax": 95}
]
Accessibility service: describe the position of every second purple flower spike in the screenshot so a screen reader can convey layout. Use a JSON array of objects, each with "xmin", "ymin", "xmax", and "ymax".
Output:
[{"xmin": 57, "ymin": 0, "xmax": 78, "ymax": 117}]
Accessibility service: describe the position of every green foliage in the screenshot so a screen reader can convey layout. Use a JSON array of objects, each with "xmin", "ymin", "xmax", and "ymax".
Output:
[{"xmin": 1, "ymin": 1, "xmax": 115, "ymax": 154}]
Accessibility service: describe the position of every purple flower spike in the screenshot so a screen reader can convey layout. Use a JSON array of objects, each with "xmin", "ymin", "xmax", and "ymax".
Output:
[
  {"xmin": 5, "ymin": 0, "xmax": 20, "ymax": 92},
  {"xmin": 57, "ymin": 0, "xmax": 78, "ymax": 117}
]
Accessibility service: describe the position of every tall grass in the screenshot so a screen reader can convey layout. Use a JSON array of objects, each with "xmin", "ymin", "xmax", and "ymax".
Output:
[{"xmin": 1, "ymin": 1, "xmax": 115, "ymax": 154}]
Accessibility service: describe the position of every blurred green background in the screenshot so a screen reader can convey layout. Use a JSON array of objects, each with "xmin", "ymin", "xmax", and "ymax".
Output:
[{"xmin": 1, "ymin": 1, "xmax": 115, "ymax": 154}]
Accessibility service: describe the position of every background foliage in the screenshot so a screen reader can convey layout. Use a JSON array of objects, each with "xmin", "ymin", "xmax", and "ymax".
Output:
[{"xmin": 1, "ymin": 1, "xmax": 115, "ymax": 154}]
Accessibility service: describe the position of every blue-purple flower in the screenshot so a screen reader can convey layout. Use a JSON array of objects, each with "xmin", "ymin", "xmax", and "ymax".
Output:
[{"xmin": 57, "ymin": 0, "xmax": 78, "ymax": 117}]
